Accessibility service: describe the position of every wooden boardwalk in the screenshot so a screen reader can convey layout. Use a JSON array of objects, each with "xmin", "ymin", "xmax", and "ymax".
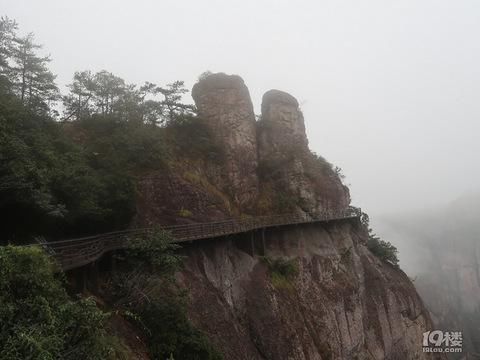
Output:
[{"xmin": 38, "ymin": 208, "xmax": 361, "ymax": 271}]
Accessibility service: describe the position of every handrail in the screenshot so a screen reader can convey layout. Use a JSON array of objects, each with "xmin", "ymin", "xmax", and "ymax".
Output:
[{"xmin": 34, "ymin": 207, "xmax": 361, "ymax": 271}]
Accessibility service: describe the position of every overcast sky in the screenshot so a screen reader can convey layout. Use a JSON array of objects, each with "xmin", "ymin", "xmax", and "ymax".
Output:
[{"xmin": 3, "ymin": 0, "xmax": 480, "ymax": 220}]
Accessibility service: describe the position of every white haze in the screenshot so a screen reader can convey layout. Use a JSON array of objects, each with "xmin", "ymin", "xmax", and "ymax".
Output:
[{"xmin": 3, "ymin": 0, "xmax": 480, "ymax": 225}]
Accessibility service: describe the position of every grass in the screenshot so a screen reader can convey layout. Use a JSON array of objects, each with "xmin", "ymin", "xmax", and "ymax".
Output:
[
  {"xmin": 178, "ymin": 208, "xmax": 193, "ymax": 218},
  {"xmin": 261, "ymin": 256, "xmax": 299, "ymax": 290}
]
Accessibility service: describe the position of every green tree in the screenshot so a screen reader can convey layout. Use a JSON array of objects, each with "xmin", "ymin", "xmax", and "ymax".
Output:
[
  {"xmin": 63, "ymin": 72, "xmax": 196, "ymax": 125},
  {"xmin": 63, "ymin": 70, "xmax": 127, "ymax": 120},
  {"xmin": 157, "ymin": 81, "xmax": 196, "ymax": 123},
  {"xmin": 93, "ymin": 70, "xmax": 126, "ymax": 115}
]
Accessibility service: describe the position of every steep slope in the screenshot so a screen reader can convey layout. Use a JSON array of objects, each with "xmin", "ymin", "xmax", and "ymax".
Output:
[{"xmin": 178, "ymin": 219, "xmax": 438, "ymax": 360}]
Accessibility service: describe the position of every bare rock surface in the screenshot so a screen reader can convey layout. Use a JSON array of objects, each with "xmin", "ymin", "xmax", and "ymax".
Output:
[
  {"xmin": 178, "ymin": 220, "xmax": 441, "ymax": 360},
  {"xmin": 192, "ymin": 73, "xmax": 259, "ymax": 209},
  {"xmin": 261, "ymin": 89, "xmax": 309, "ymax": 149}
]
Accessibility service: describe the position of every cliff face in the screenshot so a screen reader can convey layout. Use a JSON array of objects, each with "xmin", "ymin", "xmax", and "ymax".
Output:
[
  {"xmin": 178, "ymin": 220, "xmax": 437, "ymax": 360},
  {"xmin": 131, "ymin": 72, "xmax": 438, "ymax": 359}
]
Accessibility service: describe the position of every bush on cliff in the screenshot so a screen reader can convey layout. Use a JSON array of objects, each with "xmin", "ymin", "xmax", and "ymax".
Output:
[
  {"xmin": 360, "ymin": 212, "xmax": 400, "ymax": 267},
  {"xmin": 108, "ymin": 230, "xmax": 223, "ymax": 360},
  {"xmin": 165, "ymin": 115, "xmax": 225, "ymax": 164},
  {"xmin": 367, "ymin": 234, "xmax": 399, "ymax": 267},
  {"xmin": 140, "ymin": 297, "xmax": 222, "ymax": 360},
  {"xmin": 0, "ymin": 245, "xmax": 119, "ymax": 360},
  {"xmin": 262, "ymin": 256, "xmax": 299, "ymax": 289}
]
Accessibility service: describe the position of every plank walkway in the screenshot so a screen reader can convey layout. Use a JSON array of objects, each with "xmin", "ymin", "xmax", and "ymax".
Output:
[{"xmin": 37, "ymin": 208, "xmax": 361, "ymax": 271}]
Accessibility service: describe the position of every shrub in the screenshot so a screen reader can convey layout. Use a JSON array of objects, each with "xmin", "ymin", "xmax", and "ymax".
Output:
[
  {"xmin": 178, "ymin": 208, "xmax": 193, "ymax": 218},
  {"xmin": 140, "ymin": 297, "xmax": 222, "ymax": 360},
  {"xmin": 75, "ymin": 115, "xmax": 168, "ymax": 171},
  {"xmin": 110, "ymin": 230, "xmax": 222, "ymax": 360},
  {"xmin": 0, "ymin": 245, "xmax": 115, "ymax": 359},
  {"xmin": 165, "ymin": 116, "xmax": 224, "ymax": 164},
  {"xmin": 262, "ymin": 256, "xmax": 299, "ymax": 289},
  {"xmin": 367, "ymin": 234, "xmax": 399, "ymax": 267},
  {"xmin": 125, "ymin": 229, "xmax": 183, "ymax": 273},
  {"xmin": 361, "ymin": 211, "xmax": 400, "ymax": 267}
]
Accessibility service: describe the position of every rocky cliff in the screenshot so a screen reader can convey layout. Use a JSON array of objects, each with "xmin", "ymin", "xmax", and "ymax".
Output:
[
  {"xmin": 178, "ymin": 219, "xmax": 438, "ymax": 360},
  {"xmin": 132, "ymin": 72, "xmax": 438, "ymax": 359}
]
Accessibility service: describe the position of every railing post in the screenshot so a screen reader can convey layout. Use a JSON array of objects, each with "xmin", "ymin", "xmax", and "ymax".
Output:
[
  {"xmin": 74, "ymin": 267, "xmax": 88, "ymax": 294},
  {"xmin": 250, "ymin": 232, "xmax": 255, "ymax": 256},
  {"xmin": 261, "ymin": 227, "xmax": 266, "ymax": 255},
  {"xmin": 110, "ymin": 250, "xmax": 117, "ymax": 274},
  {"xmin": 89, "ymin": 261, "xmax": 99, "ymax": 292}
]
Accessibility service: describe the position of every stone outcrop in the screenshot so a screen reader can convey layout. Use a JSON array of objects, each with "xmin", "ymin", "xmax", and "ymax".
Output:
[
  {"xmin": 260, "ymin": 89, "xmax": 309, "ymax": 150},
  {"xmin": 179, "ymin": 220, "xmax": 441, "ymax": 360},
  {"xmin": 137, "ymin": 73, "xmax": 350, "ymax": 223},
  {"xmin": 192, "ymin": 73, "xmax": 258, "ymax": 209},
  {"xmin": 257, "ymin": 89, "xmax": 350, "ymax": 216}
]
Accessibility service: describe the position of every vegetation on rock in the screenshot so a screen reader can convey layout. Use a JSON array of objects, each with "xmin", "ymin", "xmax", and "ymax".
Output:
[
  {"xmin": 361, "ymin": 212, "xmax": 399, "ymax": 266},
  {"xmin": 0, "ymin": 245, "xmax": 121, "ymax": 360},
  {"xmin": 0, "ymin": 17, "xmax": 224, "ymax": 242},
  {"xmin": 262, "ymin": 256, "xmax": 299, "ymax": 289}
]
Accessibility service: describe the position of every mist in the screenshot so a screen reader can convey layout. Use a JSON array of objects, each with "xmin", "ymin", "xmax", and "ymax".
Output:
[
  {"xmin": 375, "ymin": 194, "xmax": 480, "ymax": 356},
  {"xmin": 3, "ymin": 1, "xmax": 480, "ymax": 358},
  {"xmin": 3, "ymin": 0, "xmax": 480, "ymax": 219}
]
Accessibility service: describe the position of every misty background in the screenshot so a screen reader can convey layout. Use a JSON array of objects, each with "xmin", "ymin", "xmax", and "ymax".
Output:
[{"xmin": 3, "ymin": 0, "xmax": 479, "ymax": 256}]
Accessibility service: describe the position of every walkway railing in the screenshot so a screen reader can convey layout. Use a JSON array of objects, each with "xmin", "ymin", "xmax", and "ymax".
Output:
[{"xmin": 37, "ymin": 207, "xmax": 361, "ymax": 271}]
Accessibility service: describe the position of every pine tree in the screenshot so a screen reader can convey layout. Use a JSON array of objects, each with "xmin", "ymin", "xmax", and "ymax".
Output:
[
  {"xmin": 62, "ymin": 70, "xmax": 97, "ymax": 121},
  {"xmin": 10, "ymin": 33, "xmax": 58, "ymax": 114}
]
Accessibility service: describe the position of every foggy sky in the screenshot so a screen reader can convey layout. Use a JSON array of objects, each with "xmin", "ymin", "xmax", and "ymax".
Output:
[{"xmin": 3, "ymin": 0, "xmax": 480, "ymax": 219}]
